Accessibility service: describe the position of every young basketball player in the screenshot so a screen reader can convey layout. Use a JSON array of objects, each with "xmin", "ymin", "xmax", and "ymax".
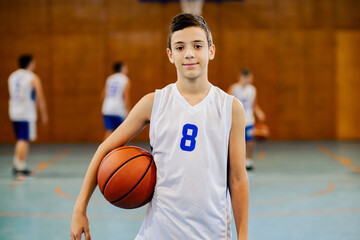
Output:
[
  {"xmin": 101, "ymin": 62, "xmax": 130, "ymax": 139},
  {"xmin": 228, "ymin": 69, "xmax": 265, "ymax": 171},
  {"xmin": 8, "ymin": 54, "xmax": 48, "ymax": 177},
  {"xmin": 71, "ymin": 13, "xmax": 249, "ymax": 240}
]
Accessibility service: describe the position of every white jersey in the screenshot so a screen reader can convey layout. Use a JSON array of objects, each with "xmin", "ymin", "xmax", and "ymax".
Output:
[
  {"xmin": 8, "ymin": 69, "xmax": 37, "ymax": 122},
  {"xmin": 136, "ymin": 83, "xmax": 233, "ymax": 240},
  {"xmin": 101, "ymin": 73, "xmax": 128, "ymax": 117},
  {"xmin": 231, "ymin": 83, "xmax": 256, "ymax": 126}
]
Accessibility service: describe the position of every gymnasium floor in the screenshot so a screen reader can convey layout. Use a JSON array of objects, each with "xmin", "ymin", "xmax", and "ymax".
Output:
[{"xmin": 0, "ymin": 141, "xmax": 359, "ymax": 240}]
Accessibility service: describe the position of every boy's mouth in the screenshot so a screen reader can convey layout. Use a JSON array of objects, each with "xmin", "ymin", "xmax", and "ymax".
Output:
[{"xmin": 183, "ymin": 63, "xmax": 198, "ymax": 66}]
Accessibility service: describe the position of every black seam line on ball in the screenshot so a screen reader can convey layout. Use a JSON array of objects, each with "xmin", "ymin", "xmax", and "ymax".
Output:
[
  {"xmin": 110, "ymin": 155, "xmax": 153, "ymax": 204},
  {"xmin": 99, "ymin": 146, "xmax": 147, "ymax": 170},
  {"xmin": 102, "ymin": 154, "xmax": 150, "ymax": 194}
]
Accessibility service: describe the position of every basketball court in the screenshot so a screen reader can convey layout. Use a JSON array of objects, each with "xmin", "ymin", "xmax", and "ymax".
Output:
[
  {"xmin": 0, "ymin": 141, "xmax": 359, "ymax": 239},
  {"xmin": 1, "ymin": 0, "xmax": 359, "ymax": 239}
]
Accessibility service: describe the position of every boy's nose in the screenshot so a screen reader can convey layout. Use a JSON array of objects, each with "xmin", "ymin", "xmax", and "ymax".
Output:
[{"xmin": 185, "ymin": 48, "xmax": 195, "ymax": 59}]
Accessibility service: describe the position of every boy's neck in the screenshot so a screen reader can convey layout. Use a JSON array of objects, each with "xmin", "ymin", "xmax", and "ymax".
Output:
[
  {"xmin": 175, "ymin": 75, "xmax": 211, "ymax": 106},
  {"xmin": 176, "ymin": 75, "xmax": 210, "ymax": 95},
  {"xmin": 239, "ymin": 81, "xmax": 248, "ymax": 87}
]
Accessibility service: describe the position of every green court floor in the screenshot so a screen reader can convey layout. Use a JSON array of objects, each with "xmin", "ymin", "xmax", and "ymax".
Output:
[{"xmin": 0, "ymin": 141, "xmax": 359, "ymax": 239}]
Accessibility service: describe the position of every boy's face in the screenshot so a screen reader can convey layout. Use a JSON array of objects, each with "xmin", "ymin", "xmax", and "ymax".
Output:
[
  {"xmin": 122, "ymin": 65, "xmax": 128, "ymax": 75},
  {"xmin": 240, "ymin": 74, "xmax": 253, "ymax": 85},
  {"xmin": 28, "ymin": 60, "xmax": 36, "ymax": 71},
  {"xmin": 167, "ymin": 26, "xmax": 215, "ymax": 80}
]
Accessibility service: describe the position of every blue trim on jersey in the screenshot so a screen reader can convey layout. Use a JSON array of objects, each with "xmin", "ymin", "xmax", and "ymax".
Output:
[
  {"xmin": 12, "ymin": 121, "xmax": 30, "ymax": 141},
  {"xmin": 245, "ymin": 125, "xmax": 255, "ymax": 142},
  {"xmin": 31, "ymin": 88, "xmax": 36, "ymax": 101},
  {"xmin": 103, "ymin": 115, "xmax": 124, "ymax": 131}
]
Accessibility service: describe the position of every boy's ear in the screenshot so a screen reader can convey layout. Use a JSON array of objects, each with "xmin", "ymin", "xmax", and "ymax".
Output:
[
  {"xmin": 167, "ymin": 48, "xmax": 174, "ymax": 64},
  {"xmin": 209, "ymin": 44, "xmax": 215, "ymax": 60}
]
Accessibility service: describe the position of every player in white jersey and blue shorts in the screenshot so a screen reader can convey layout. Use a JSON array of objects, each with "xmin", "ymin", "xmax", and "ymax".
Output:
[
  {"xmin": 8, "ymin": 54, "xmax": 48, "ymax": 177},
  {"xmin": 101, "ymin": 62, "xmax": 130, "ymax": 139},
  {"xmin": 228, "ymin": 68, "xmax": 265, "ymax": 171},
  {"xmin": 71, "ymin": 14, "xmax": 249, "ymax": 240}
]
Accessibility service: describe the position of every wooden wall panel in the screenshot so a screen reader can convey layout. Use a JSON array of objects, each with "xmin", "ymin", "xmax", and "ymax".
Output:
[
  {"xmin": 0, "ymin": 0, "xmax": 359, "ymax": 142},
  {"xmin": 50, "ymin": 34, "xmax": 105, "ymax": 142},
  {"xmin": 335, "ymin": 0, "xmax": 360, "ymax": 28},
  {"xmin": 274, "ymin": 30, "xmax": 336, "ymax": 139},
  {"xmin": 0, "ymin": 0, "xmax": 49, "ymax": 35},
  {"xmin": 218, "ymin": 29, "xmax": 279, "ymax": 135},
  {"xmin": 51, "ymin": 0, "xmax": 107, "ymax": 34},
  {"xmin": 336, "ymin": 32, "xmax": 360, "ymax": 139},
  {"xmin": 106, "ymin": 30, "xmax": 165, "ymax": 141}
]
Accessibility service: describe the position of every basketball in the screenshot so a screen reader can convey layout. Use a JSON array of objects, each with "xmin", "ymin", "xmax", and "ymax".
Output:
[
  {"xmin": 97, "ymin": 146, "xmax": 156, "ymax": 209},
  {"xmin": 254, "ymin": 123, "xmax": 270, "ymax": 140}
]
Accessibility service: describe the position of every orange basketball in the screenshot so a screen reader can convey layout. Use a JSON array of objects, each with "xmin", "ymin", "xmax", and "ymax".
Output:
[
  {"xmin": 97, "ymin": 146, "xmax": 156, "ymax": 209},
  {"xmin": 254, "ymin": 123, "xmax": 270, "ymax": 140}
]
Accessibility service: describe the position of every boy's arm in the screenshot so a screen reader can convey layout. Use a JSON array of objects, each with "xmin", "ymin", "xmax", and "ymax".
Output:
[
  {"xmin": 31, "ymin": 75, "xmax": 48, "ymax": 124},
  {"xmin": 123, "ymin": 81, "xmax": 131, "ymax": 114},
  {"xmin": 101, "ymin": 85, "xmax": 106, "ymax": 101},
  {"xmin": 229, "ymin": 98, "xmax": 249, "ymax": 240},
  {"xmin": 254, "ymin": 97, "xmax": 265, "ymax": 122},
  {"xmin": 70, "ymin": 93, "xmax": 154, "ymax": 240},
  {"xmin": 227, "ymin": 84, "xmax": 234, "ymax": 95}
]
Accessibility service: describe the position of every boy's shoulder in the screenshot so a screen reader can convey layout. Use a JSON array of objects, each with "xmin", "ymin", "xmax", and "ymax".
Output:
[
  {"xmin": 9, "ymin": 69, "xmax": 35, "ymax": 80},
  {"xmin": 213, "ymin": 85, "xmax": 235, "ymax": 106},
  {"xmin": 108, "ymin": 73, "xmax": 127, "ymax": 80},
  {"xmin": 247, "ymin": 84, "xmax": 256, "ymax": 91},
  {"xmin": 238, "ymin": 83, "xmax": 256, "ymax": 91},
  {"xmin": 157, "ymin": 83, "xmax": 174, "ymax": 90},
  {"xmin": 154, "ymin": 83, "xmax": 175, "ymax": 96}
]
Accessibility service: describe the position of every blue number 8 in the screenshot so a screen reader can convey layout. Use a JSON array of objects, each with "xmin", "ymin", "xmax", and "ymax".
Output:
[{"xmin": 180, "ymin": 124, "xmax": 198, "ymax": 152}]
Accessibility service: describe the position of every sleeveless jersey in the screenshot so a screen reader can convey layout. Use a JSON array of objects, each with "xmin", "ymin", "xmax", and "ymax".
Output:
[
  {"xmin": 136, "ymin": 83, "xmax": 234, "ymax": 240},
  {"xmin": 231, "ymin": 83, "xmax": 256, "ymax": 126},
  {"xmin": 101, "ymin": 73, "xmax": 128, "ymax": 117},
  {"xmin": 8, "ymin": 69, "xmax": 37, "ymax": 122}
]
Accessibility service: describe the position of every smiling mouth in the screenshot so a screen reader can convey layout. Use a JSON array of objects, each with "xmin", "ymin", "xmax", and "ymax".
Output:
[{"xmin": 183, "ymin": 63, "xmax": 198, "ymax": 66}]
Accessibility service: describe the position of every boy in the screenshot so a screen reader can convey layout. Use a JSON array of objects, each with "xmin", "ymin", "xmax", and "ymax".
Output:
[
  {"xmin": 228, "ymin": 69, "xmax": 265, "ymax": 171},
  {"xmin": 8, "ymin": 54, "xmax": 48, "ymax": 177},
  {"xmin": 71, "ymin": 13, "xmax": 249, "ymax": 240},
  {"xmin": 101, "ymin": 62, "xmax": 130, "ymax": 139}
]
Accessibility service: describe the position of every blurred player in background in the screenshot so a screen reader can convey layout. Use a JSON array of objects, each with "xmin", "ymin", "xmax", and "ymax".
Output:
[
  {"xmin": 8, "ymin": 54, "xmax": 48, "ymax": 177},
  {"xmin": 228, "ymin": 68, "xmax": 265, "ymax": 171},
  {"xmin": 101, "ymin": 62, "xmax": 130, "ymax": 139}
]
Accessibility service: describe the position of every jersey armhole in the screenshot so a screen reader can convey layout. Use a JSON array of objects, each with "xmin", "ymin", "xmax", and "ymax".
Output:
[
  {"xmin": 227, "ymin": 95, "xmax": 234, "ymax": 133},
  {"xmin": 149, "ymin": 90, "xmax": 161, "ymax": 145}
]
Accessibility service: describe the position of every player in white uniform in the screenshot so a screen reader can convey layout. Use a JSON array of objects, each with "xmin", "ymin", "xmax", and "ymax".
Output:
[
  {"xmin": 101, "ymin": 62, "xmax": 130, "ymax": 139},
  {"xmin": 8, "ymin": 54, "xmax": 48, "ymax": 177},
  {"xmin": 228, "ymin": 69, "xmax": 265, "ymax": 170},
  {"xmin": 71, "ymin": 14, "xmax": 249, "ymax": 240}
]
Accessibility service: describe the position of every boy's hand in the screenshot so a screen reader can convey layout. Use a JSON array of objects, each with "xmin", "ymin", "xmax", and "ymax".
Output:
[
  {"xmin": 70, "ymin": 212, "xmax": 91, "ymax": 240},
  {"xmin": 256, "ymin": 110, "xmax": 265, "ymax": 122},
  {"xmin": 41, "ymin": 113, "xmax": 48, "ymax": 125}
]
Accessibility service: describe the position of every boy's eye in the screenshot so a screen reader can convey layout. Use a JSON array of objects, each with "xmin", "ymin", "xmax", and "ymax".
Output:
[
  {"xmin": 175, "ymin": 46, "xmax": 184, "ymax": 51},
  {"xmin": 195, "ymin": 44, "xmax": 203, "ymax": 49}
]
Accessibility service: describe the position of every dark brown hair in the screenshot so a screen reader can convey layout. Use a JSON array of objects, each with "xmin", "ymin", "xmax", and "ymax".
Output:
[
  {"xmin": 113, "ymin": 62, "xmax": 123, "ymax": 73},
  {"xmin": 18, "ymin": 54, "xmax": 33, "ymax": 69},
  {"xmin": 167, "ymin": 13, "xmax": 213, "ymax": 50},
  {"xmin": 241, "ymin": 68, "xmax": 252, "ymax": 76}
]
